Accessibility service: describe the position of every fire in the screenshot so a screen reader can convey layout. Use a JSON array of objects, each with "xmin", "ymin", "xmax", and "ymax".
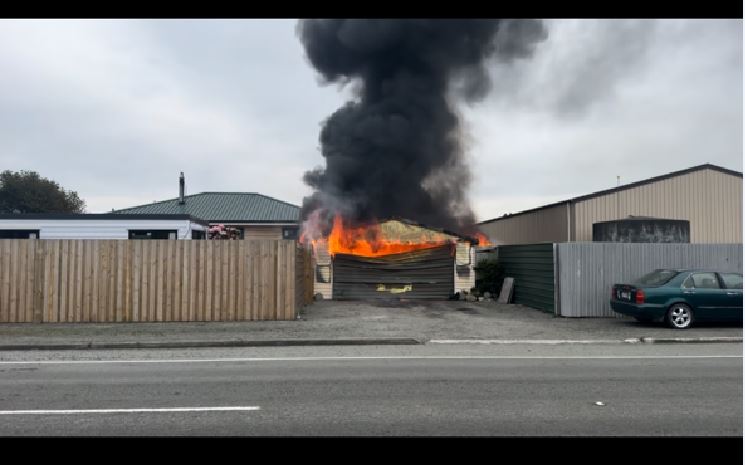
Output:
[
  {"xmin": 300, "ymin": 210, "xmax": 481, "ymax": 258},
  {"xmin": 474, "ymin": 232, "xmax": 492, "ymax": 247},
  {"xmin": 324, "ymin": 215, "xmax": 453, "ymax": 258}
]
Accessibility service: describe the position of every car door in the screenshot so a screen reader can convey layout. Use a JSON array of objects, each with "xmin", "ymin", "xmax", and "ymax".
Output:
[
  {"xmin": 717, "ymin": 272, "xmax": 743, "ymax": 321},
  {"xmin": 682, "ymin": 272, "xmax": 728, "ymax": 321}
]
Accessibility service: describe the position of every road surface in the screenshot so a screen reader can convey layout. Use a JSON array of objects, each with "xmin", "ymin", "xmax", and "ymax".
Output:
[{"xmin": 0, "ymin": 344, "xmax": 741, "ymax": 436}]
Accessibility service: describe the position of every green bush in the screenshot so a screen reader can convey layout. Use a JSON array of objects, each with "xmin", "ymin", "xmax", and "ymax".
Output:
[{"xmin": 474, "ymin": 259, "xmax": 504, "ymax": 296}]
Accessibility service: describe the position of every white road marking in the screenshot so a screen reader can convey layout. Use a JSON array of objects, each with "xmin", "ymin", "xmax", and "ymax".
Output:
[
  {"xmin": 0, "ymin": 406, "xmax": 260, "ymax": 415},
  {"xmin": 0, "ymin": 355, "xmax": 740, "ymax": 365},
  {"xmin": 429, "ymin": 339, "xmax": 642, "ymax": 344}
]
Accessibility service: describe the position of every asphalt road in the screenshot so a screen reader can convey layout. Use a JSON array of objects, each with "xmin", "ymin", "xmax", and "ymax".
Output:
[{"xmin": 0, "ymin": 344, "xmax": 741, "ymax": 436}]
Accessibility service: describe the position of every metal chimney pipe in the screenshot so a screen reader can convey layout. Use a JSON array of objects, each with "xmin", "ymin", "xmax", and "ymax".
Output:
[{"xmin": 179, "ymin": 172, "xmax": 185, "ymax": 205}]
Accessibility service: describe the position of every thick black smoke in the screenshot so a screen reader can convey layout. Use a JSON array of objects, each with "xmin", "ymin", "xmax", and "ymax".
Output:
[{"xmin": 298, "ymin": 19, "xmax": 547, "ymax": 235}]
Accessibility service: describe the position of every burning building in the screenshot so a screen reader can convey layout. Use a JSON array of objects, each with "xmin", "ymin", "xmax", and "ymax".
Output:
[
  {"xmin": 296, "ymin": 19, "xmax": 545, "ymax": 300},
  {"xmin": 306, "ymin": 217, "xmax": 486, "ymax": 299}
]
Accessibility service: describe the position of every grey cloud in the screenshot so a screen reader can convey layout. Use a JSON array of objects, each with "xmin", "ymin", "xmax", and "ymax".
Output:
[{"xmin": 0, "ymin": 19, "xmax": 739, "ymax": 223}]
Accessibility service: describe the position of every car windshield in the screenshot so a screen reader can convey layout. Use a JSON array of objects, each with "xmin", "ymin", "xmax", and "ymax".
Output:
[{"xmin": 634, "ymin": 270, "xmax": 679, "ymax": 286}]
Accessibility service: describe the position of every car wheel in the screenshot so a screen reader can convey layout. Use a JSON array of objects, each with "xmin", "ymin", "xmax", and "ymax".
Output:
[{"xmin": 666, "ymin": 303, "xmax": 693, "ymax": 329}]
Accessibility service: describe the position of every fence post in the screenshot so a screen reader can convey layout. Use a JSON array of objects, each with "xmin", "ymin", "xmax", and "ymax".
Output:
[
  {"xmin": 553, "ymin": 243, "xmax": 560, "ymax": 317},
  {"xmin": 32, "ymin": 241, "xmax": 44, "ymax": 323}
]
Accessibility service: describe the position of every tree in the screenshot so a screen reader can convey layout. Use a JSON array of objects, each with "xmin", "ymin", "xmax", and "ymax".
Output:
[{"xmin": 0, "ymin": 170, "xmax": 86, "ymax": 214}]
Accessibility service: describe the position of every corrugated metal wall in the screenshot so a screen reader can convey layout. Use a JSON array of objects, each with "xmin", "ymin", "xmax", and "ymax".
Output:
[
  {"xmin": 573, "ymin": 169, "xmax": 742, "ymax": 243},
  {"xmin": 479, "ymin": 204, "xmax": 568, "ymax": 245},
  {"xmin": 557, "ymin": 242, "xmax": 743, "ymax": 317},
  {"xmin": 332, "ymin": 245, "xmax": 454, "ymax": 300},
  {"xmin": 495, "ymin": 243, "xmax": 555, "ymax": 313}
]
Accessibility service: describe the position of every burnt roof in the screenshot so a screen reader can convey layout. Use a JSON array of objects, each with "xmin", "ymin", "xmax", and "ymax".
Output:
[
  {"xmin": 383, "ymin": 217, "xmax": 479, "ymax": 244},
  {"xmin": 480, "ymin": 163, "xmax": 742, "ymax": 225}
]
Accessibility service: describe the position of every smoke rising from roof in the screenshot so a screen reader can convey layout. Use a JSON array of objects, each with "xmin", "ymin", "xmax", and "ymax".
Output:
[{"xmin": 297, "ymin": 19, "xmax": 547, "ymax": 235}]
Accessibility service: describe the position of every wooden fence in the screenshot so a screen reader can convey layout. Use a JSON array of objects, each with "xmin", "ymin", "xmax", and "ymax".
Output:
[{"xmin": 0, "ymin": 239, "xmax": 309, "ymax": 323}]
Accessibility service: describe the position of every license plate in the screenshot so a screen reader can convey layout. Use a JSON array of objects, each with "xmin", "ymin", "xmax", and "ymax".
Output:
[{"xmin": 620, "ymin": 291, "xmax": 630, "ymax": 300}]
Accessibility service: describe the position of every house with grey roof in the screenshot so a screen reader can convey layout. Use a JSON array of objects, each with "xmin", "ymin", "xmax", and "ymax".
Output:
[{"xmin": 113, "ymin": 173, "xmax": 300, "ymax": 240}]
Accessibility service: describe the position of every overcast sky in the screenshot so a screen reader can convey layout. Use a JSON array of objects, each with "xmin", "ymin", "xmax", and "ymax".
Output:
[{"xmin": 0, "ymin": 19, "xmax": 741, "ymax": 221}]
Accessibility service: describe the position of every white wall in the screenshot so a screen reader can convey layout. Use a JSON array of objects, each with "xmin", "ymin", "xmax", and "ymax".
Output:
[
  {"xmin": 0, "ymin": 219, "xmax": 204, "ymax": 240},
  {"xmin": 454, "ymin": 245, "xmax": 476, "ymax": 293}
]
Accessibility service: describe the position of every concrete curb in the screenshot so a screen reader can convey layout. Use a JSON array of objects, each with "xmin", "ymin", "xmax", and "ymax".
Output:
[
  {"xmin": 0, "ymin": 336, "xmax": 740, "ymax": 351},
  {"xmin": 428, "ymin": 337, "xmax": 743, "ymax": 345},
  {"xmin": 0, "ymin": 338, "xmax": 424, "ymax": 351}
]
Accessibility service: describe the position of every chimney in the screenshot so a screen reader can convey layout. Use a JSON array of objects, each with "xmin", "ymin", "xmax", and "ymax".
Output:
[{"xmin": 179, "ymin": 172, "xmax": 186, "ymax": 205}]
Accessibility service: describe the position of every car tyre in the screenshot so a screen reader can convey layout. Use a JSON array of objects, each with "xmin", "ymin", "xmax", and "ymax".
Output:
[{"xmin": 666, "ymin": 303, "xmax": 693, "ymax": 329}]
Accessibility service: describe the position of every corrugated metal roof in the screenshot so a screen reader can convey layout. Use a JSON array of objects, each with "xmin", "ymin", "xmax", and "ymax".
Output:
[{"xmin": 112, "ymin": 192, "xmax": 300, "ymax": 223}]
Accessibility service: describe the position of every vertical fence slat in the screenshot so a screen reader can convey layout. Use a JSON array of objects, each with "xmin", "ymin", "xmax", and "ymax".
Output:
[
  {"xmin": 9, "ymin": 240, "xmax": 19, "ymax": 322},
  {"xmin": 15, "ymin": 241, "xmax": 26, "ymax": 322},
  {"xmin": 221, "ymin": 241, "xmax": 228, "ymax": 321},
  {"xmin": 132, "ymin": 241, "xmax": 141, "ymax": 322},
  {"xmin": 148, "ymin": 241, "xmax": 156, "ymax": 322},
  {"xmin": 49, "ymin": 240, "xmax": 61, "ymax": 323},
  {"xmin": 238, "ymin": 240, "xmax": 246, "ymax": 321},
  {"xmin": 117, "ymin": 241, "xmax": 125, "ymax": 322},
  {"xmin": 96, "ymin": 241, "xmax": 107, "ymax": 323},
  {"xmin": 166, "ymin": 240, "xmax": 175, "ymax": 322},
  {"xmin": 265, "ymin": 241, "xmax": 274, "ymax": 320},
  {"xmin": 40, "ymin": 240, "xmax": 49, "ymax": 322},
  {"xmin": 206, "ymin": 241, "xmax": 213, "ymax": 321},
  {"xmin": 74, "ymin": 241, "xmax": 82, "ymax": 322},
  {"xmin": 123, "ymin": 241, "xmax": 131, "ymax": 322},
  {"xmin": 253, "ymin": 241, "xmax": 260, "ymax": 320},
  {"xmin": 0, "ymin": 241, "xmax": 10, "ymax": 322},
  {"xmin": 156, "ymin": 240, "xmax": 164, "ymax": 322},
  {"xmin": 286, "ymin": 241, "xmax": 295, "ymax": 319},
  {"xmin": 193, "ymin": 240, "xmax": 199, "ymax": 322},
  {"xmin": 33, "ymin": 241, "xmax": 45, "ymax": 323},
  {"xmin": 25, "ymin": 240, "xmax": 36, "ymax": 323},
  {"xmin": 58, "ymin": 241, "xmax": 68, "ymax": 322},
  {"xmin": 228, "ymin": 240, "xmax": 235, "ymax": 321},
  {"xmin": 177, "ymin": 241, "xmax": 185, "ymax": 321}
]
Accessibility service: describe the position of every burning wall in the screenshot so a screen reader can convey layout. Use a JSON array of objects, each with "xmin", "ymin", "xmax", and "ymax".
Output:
[{"xmin": 309, "ymin": 218, "xmax": 479, "ymax": 299}]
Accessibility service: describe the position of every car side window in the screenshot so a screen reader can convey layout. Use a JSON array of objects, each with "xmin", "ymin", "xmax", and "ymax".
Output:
[
  {"xmin": 682, "ymin": 275, "xmax": 694, "ymax": 289},
  {"xmin": 719, "ymin": 273, "xmax": 743, "ymax": 290},
  {"xmin": 690, "ymin": 272, "xmax": 721, "ymax": 289}
]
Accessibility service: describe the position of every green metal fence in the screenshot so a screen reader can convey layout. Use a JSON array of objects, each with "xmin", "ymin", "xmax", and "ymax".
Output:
[{"xmin": 493, "ymin": 243, "xmax": 555, "ymax": 313}]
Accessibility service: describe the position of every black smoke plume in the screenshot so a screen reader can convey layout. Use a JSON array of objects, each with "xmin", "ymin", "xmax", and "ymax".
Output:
[{"xmin": 298, "ymin": 19, "xmax": 547, "ymax": 236}]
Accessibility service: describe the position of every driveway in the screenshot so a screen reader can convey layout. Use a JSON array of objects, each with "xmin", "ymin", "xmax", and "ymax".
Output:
[
  {"xmin": 0, "ymin": 300, "xmax": 739, "ymax": 347},
  {"xmin": 298, "ymin": 300, "xmax": 743, "ymax": 341}
]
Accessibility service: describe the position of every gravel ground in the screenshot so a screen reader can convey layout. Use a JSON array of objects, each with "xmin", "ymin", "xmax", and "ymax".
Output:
[{"xmin": 0, "ymin": 300, "xmax": 740, "ymax": 345}]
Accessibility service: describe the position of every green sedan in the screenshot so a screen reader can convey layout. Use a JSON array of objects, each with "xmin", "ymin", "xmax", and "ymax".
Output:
[{"xmin": 610, "ymin": 269, "xmax": 743, "ymax": 329}]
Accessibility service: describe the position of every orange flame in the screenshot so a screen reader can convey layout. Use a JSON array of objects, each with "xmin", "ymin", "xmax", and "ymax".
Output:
[
  {"xmin": 474, "ymin": 232, "xmax": 492, "ymax": 246},
  {"xmin": 324, "ymin": 215, "xmax": 453, "ymax": 258}
]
